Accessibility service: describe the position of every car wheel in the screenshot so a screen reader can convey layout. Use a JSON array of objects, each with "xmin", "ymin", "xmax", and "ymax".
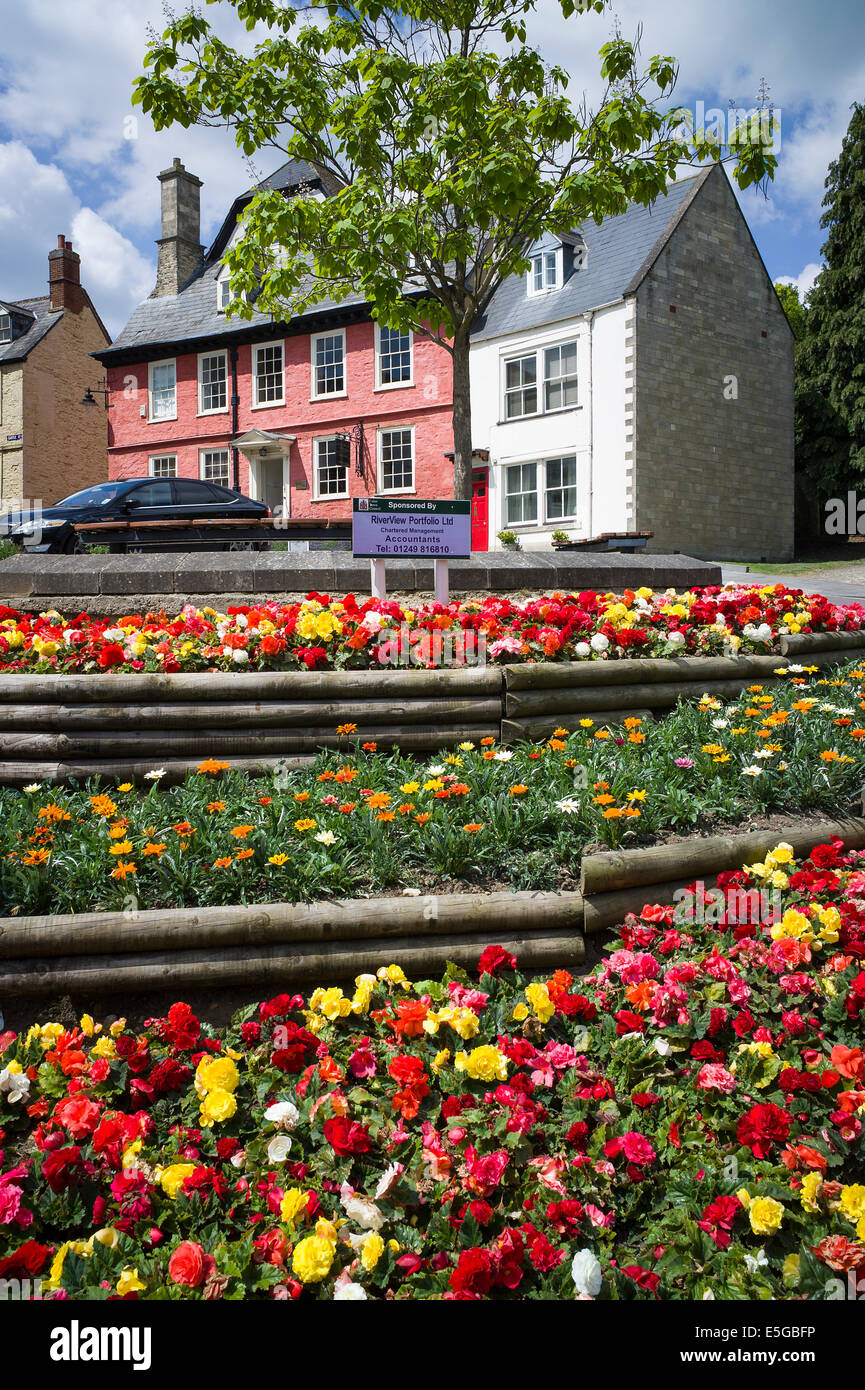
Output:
[{"xmin": 61, "ymin": 533, "xmax": 87, "ymax": 555}]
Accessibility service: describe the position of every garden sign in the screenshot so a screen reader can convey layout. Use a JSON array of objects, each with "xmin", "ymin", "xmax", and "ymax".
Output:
[{"xmin": 352, "ymin": 498, "xmax": 472, "ymax": 602}]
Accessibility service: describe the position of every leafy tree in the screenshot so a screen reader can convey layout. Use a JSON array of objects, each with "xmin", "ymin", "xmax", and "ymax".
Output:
[
  {"xmin": 794, "ymin": 102, "xmax": 865, "ymax": 500},
  {"xmin": 134, "ymin": 0, "xmax": 777, "ymax": 499},
  {"xmin": 773, "ymin": 281, "xmax": 806, "ymax": 342}
]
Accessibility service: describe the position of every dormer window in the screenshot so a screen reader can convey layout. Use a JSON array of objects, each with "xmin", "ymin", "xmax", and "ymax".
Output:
[
  {"xmin": 217, "ymin": 276, "xmax": 232, "ymax": 312},
  {"xmin": 528, "ymin": 248, "xmax": 561, "ymax": 296},
  {"xmin": 0, "ymin": 313, "xmax": 10, "ymax": 344}
]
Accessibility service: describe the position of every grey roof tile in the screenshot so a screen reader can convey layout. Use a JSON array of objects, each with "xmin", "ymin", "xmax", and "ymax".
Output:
[
  {"xmin": 471, "ymin": 170, "xmax": 709, "ymax": 342},
  {"xmin": 0, "ymin": 296, "xmax": 63, "ymax": 364}
]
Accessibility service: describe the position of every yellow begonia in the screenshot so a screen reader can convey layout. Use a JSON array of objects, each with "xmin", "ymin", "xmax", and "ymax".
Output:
[
  {"xmin": 361, "ymin": 1232, "xmax": 385, "ymax": 1272},
  {"xmin": 116, "ymin": 1268, "xmax": 147, "ymax": 1295},
  {"xmin": 748, "ymin": 1197, "xmax": 784, "ymax": 1235},
  {"xmin": 280, "ymin": 1187, "xmax": 309, "ymax": 1227},
  {"xmin": 199, "ymin": 1087, "xmax": 237, "ymax": 1127},
  {"xmin": 160, "ymin": 1163, "xmax": 197, "ymax": 1199},
  {"xmin": 525, "ymin": 982, "xmax": 555, "ymax": 1023},
  {"xmin": 292, "ymin": 1235, "xmax": 335, "ymax": 1284},
  {"xmin": 309, "ymin": 987, "xmax": 352, "ymax": 1021},
  {"xmin": 800, "ymin": 1172, "xmax": 823, "ymax": 1212},
  {"xmin": 195, "ymin": 1054, "xmax": 240, "ymax": 1097},
  {"xmin": 839, "ymin": 1184, "xmax": 865, "ymax": 1224},
  {"xmin": 454, "ymin": 1046, "xmax": 508, "ymax": 1082}
]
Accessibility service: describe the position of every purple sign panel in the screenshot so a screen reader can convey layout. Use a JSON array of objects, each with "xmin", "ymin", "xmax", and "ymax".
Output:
[{"xmin": 352, "ymin": 498, "xmax": 471, "ymax": 558}]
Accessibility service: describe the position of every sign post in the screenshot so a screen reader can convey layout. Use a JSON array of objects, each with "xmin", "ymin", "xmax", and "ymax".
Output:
[{"xmin": 352, "ymin": 498, "xmax": 472, "ymax": 602}]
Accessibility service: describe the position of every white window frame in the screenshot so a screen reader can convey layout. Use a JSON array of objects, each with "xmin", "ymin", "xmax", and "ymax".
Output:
[
  {"xmin": 197, "ymin": 349, "xmax": 228, "ymax": 416},
  {"xmin": 148, "ymin": 453, "xmax": 177, "ymax": 479},
  {"xmin": 503, "ymin": 352, "xmax": 539, "ymax": 420},
  {"xmin": 147, "ymin": 358, "xmax": 177, "ymax": 423},
  {"xmin": 527, "ymin": 247, "xmax": 562, "ymax": 297},
  {"xmin": 377, "ymin": 425, "xmax": 415, "ymax": 495},
  {"xmin": 374, "ymin": 323, "xmax": 414, "ymax": 390},
  {"xmin": 217, "ymin": 275, "xmax": 232, "ymax": 312},
  {"xmin": 310, "ymin": 328, "xmax": 347, "ymax": 400},
  {"xmin": 501, "ymin": 337, "xmax": 578, "ymax": 422},
  {"xmin": 502, "ymin": 454, "xmax": 579, "ymax": 530},
  {"xmin": 251, "ymin": 339, "xmax": 285, "ymax": 408},
  {"xmin": 312, "ymin": 434, "xmax": 350, "ymax": 501},
  {"xmin": 0, "ymin": 313, "xmax": 10, "ymax": 345},
  {"xmin": 199, "ymin": 447, "xmax": 231, "ymax": 487},
  {"xmin": 542, "ymin": 341, "xmax": 578, "ymax": 414}
]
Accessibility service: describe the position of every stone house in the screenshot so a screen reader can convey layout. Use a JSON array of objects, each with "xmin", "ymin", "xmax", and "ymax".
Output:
[
  {"xmin": 94, "ymin": 159, "xmax": 454, "ymax": 522},
  {"xmin": 0, "ymin": 238, "xmax": 111, "ymax": 517},
  {"xmin": 469, "ymin": 164, "xmax": 794, "ymax": 560}
]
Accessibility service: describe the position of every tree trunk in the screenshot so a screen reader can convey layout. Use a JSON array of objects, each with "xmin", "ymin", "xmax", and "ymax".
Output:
[{"xmin": 451, "ymin": 332, "xmax": 473, "ymax": 500}]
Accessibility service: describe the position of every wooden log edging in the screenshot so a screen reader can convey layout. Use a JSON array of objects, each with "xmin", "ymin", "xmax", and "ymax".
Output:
[
  {"xmin": 0, "ymin": 889, "xmax": 584, "ymax": 960},
  {"xmin": 0, "ymin": 928, "xmax": 585, "ymax": 999},
  {"xmin": 580, "ymin": 816, "xmax": 865, "ymax": 898},
  {"xmin": 0, "ymin": 632, "xmax": 862, "ymax": 786}
]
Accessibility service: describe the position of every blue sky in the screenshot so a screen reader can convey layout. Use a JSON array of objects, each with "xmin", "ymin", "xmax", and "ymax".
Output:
[{"xmin": 1, "ymin": 0, "xmax": 862, "ymax": 334}]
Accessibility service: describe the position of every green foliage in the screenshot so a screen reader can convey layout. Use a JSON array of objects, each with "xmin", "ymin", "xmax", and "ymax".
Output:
[{"xmin": 792, "ymin": 102, "xmax": 865, "ymax": 498}]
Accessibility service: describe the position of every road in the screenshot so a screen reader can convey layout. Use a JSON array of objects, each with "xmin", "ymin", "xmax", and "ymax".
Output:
[{"xmin": 722, "ymin": 564, "xmax": 865, "ymax": 608}]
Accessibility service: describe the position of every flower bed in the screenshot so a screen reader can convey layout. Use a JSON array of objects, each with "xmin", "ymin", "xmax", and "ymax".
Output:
[
  {"xmin": 1, "ymin": 583, "xmax": 862, "ymax": 673},
  {"xmin": 2, "ymin": 836, "xmax": 865, "ymax": 1301},
  {"xmin": 2, "ymin": 663, "xmax": 865, "ymax": 915}
]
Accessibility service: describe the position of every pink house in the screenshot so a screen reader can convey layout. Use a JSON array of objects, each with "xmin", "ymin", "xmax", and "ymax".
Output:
[{"xmin": 94, "ymin": 159, "xmax": 454, "ymax": 525}]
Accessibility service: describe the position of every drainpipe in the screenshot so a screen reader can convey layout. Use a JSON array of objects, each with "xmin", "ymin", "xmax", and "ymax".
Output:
[
  {"xmin": 584, "ymin": 310, "xmax": 594, "ymax": 541},
  {"xmin": 229, "ymin": 346, "xmax": 240, "ymax": 491}
]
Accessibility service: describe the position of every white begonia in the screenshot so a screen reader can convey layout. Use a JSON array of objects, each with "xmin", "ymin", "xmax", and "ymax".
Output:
[
  {"xmin": 340, "ymin": 1183, "xmax": 385, "ymax": 1230},
  {"xmin": 0, "ymin": 1067, "xmax": 30, "ymax": 1104},
  {"xmin": 232, "ymin": 648, "xmax": 249, "ymax": 664},
  {"xmin": 264, "ymin": 1099, "xmax": 300, "ymax": 1131},
  {"xmin": 575, "ymin": 642, "xmax": 591, "ymax": 659},
  {"xmin": 374, "ymin": 1162, "xmax": 404, "ymax": 1199},
  {"xmin": 334, "ymin": 1282, "xmax": 368, "ymax": 1300},
  {"xmin": 571, "ymin": 1248, "xmax": 602, "ymax": 1298},
  {"xmin": 667, "ymin": 630, "xmax": 686, "ymax": 647},
  {"xmin": 589, "ymin": 633, "xmax": 609, "ymax": 653},
  {"xmin": 266, "ymin": 1135, "xmax": 293, "ymax": 1163}
]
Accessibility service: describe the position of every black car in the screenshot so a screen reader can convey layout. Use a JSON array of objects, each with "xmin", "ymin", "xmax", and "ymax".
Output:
[{"xmin": 10, "ymin": 477, "xmax": 269, "ymax": 553}]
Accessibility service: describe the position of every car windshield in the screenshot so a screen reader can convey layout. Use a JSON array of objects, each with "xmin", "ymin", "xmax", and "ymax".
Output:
[{"xmin": 59, "ymin": 483, "xmax": 132, "ymax": 507}]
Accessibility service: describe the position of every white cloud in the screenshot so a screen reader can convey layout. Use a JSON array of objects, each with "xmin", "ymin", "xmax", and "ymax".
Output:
[
  {"xmin": 777, "ymin": 262, "xmax": 824, "ymax": 299},
  {"xmin": 0, "ymin": 141, "xmax": 154, "ymax": 333}
]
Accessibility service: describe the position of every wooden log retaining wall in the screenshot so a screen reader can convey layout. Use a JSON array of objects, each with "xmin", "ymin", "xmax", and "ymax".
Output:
[
  {"xmin": 0, "ymin": 632, "xmax": 864, "ymax": 785},
  {"xmin": 3, "ymin": 816, "xmax": 864, "ymax": 1001}
]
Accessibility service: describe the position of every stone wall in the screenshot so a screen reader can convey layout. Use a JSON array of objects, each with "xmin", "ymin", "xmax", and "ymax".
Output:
[
  {"xmin": 0, "ymin": 364, "xmax": 24, "ymax": 512},
  {"xmin": 633, "ymin": 165, "xmax": 795, "ymax": 561},
  {"xmin": 22, "ymin": 306, "xmax": 110, "ymax": 506}
]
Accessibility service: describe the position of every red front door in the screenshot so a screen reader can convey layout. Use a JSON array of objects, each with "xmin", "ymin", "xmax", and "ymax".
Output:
[{"xmin": 471, "ymin": 467, "xmax": 489, "ymax": 551}]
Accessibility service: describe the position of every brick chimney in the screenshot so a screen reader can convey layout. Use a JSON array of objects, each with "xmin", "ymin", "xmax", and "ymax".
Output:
[
  {"xmin": 152, "ymin": 157, "xmax": 203, "ymax": 297},
  {"xmin": 48, "ymin": 234, "xmax": 84, "ymax": 312}
]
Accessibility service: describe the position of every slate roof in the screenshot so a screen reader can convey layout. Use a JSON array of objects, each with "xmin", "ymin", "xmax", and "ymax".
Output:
[
  {"xmin": 0, "ymin": 296, "xmax": 63, "ymax": 364},
  {"xmin": 471, "ymin": 168, "xmax": 711, "ymax": 342}
]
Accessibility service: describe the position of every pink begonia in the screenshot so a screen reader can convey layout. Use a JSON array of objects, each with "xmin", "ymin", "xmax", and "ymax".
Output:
[{"xmin": 696, "ymin": 1063, "xmax": 737, "ymax": 1094}]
